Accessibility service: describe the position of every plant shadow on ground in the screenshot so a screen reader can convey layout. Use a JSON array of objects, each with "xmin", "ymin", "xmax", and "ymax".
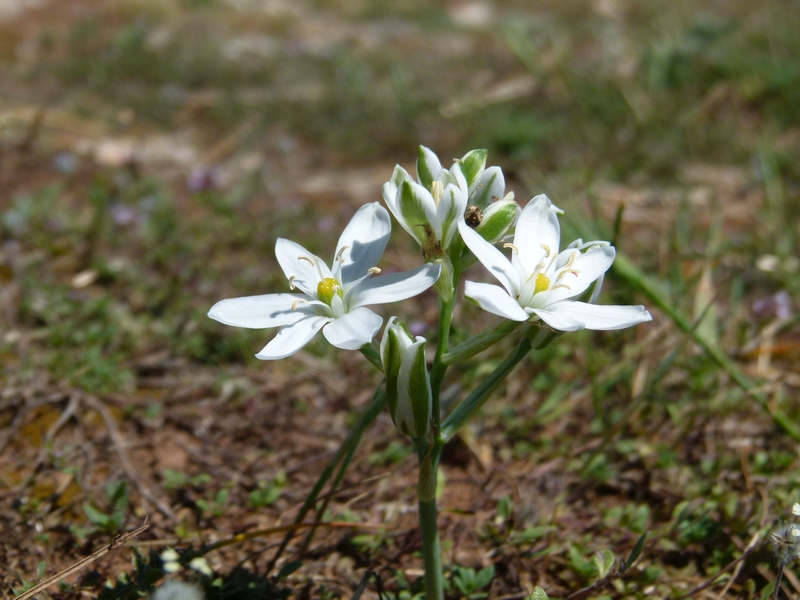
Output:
[{"xmin": 1, "ymin": 0, "xmax": 799, "ymax": 598}]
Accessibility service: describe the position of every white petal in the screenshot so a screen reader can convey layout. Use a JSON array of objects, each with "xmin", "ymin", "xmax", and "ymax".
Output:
[
  {"xmin": 399, "ymin": 181, "xmax": 441, "ymax": 242},
  {"xmin": 464, "ymin": 281, "xmax": 530, "ymax": 321},
  {"xmin": 535, "ymin": 301, "xmax": 652, "ymax": 331},
  {"xmin": 438, "ymin": 182, "xmax": 468, "ymax": 248},
  {"xmin": 347, "ymin": 263, "xmax": 441, "ymax": 309},
  {"xmin": 336, "ymin": 203, "xmax": 391, "ymax": 285},
  {"xmin": 534, "ymin": 246, "xmax": 615, "ymax": 306},
  {"xmin": 417, "ymin": 145, "xmax": 443, "ymax": 188},
  {"xmin": 469, "ymin": 166, "xmax": 505, "ymax": 208},
  {"xmin": 208, "ymin": 293, "xmax": 310, "ymax": 329},
  {"xmin": 382, "ymin": 167, "xmax": 414, "ymax": 236},
  {"xmin": 255, "ymin": 316, "xmax": 328, "ymax": 360},
  {"xmin": 458, "ymin": 219, "xmax": 518, "ymax": 296},
  {"xmin": 514, "ymin": 194, "xmax": 561, "ymax": 274},
  {"xmin": 322, "ymin": 307, "xmax": 383, "ymax": 350},
  {"xmin": 530, "ymin": 305, "xmax": 584, "ymax": 332},
  {"xmin": 275, "ymin": 238, "xmax": 329, "ymax": 297}
]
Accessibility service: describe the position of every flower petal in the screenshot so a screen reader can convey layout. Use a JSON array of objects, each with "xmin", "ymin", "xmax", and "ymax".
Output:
[
  {"xmin": 458, "ymin": 218, "xmax": 517, "ymax": 296},
  {"xmin": 534, "ymin": 245, "xmax": 615, "ymax": 306},
  {"xmin": 382, "ymin": 166, "xmax": 414, "ymax": 236},
  {"xmin": 534, "ymin": 301, "xmax": 652, "ymax": 331},
  {"xmin": 398, "ymin": 180, "xmax": 441, "ymax": 243},
  {"xmin": 275, "ymin": 238, "xmax": 329, "ymax": 297},
  {"xmin": 513, "ymin": 194, "xmax": 561, "ymax": 274},
  {"xmin": 469, "ymin": 166, "xmax": 504, "ymax": 209},
  {"xmin": 464, "ymin": 281, "xmax": 530, "ymax": 321},
  {"xmin": 438, "ymin": 182, "xmax": 467, "ymax": 248},
  {"xmin": 322, "ymin": 307, "xmax": 383, "ymax": 350},
  {"xmin": 417, "ymin": 145, "xmax": 443, "ymax": 190},
  {"xmin": 347, "ymin": 263, "xmax": 441, "ymax": 309},
  {"xmin": 255, "ymin": 316, "xmax": 328, "ymax": 360},
  {"xmin": 208, "ymin": 293, "xmax": 310, "ymax": 328},
  {"xmin": 529, "ymin": 306, "xmax": 584, "ymax": 332},
  {"xmin": 336, "ymin": 202, "xmax": 392, "ymax": 285}
]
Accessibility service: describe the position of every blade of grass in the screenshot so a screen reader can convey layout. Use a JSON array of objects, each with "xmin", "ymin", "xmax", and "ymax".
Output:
[{"xmin": 613, "ymin": 253, "xmax": 800, "ymax": 442}]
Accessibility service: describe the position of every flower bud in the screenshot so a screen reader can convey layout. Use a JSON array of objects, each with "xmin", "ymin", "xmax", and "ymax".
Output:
[
  {"xmin": 468, "ymin": 165, "xmax": 505, "ymax": 209},
  {"xmin": 474, "ymin": 196, "xmax": 519, "ymax": 243},
  {"xmin": 380, "ymin": 318, "xmax": 433, "ymax": 438},
  {"xmin": 458, "ymin": 148, "xmax": 488, "ymax": 189}
]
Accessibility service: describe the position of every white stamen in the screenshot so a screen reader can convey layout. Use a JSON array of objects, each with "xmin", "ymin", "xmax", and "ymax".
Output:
[
  {"xmin": 541, "ymin": 244, "xmax": 551, "ymax": 258},
  {"xmin": 503, "ymin": 243, "xmax": 520, "ymax": 255},
  {"xmin": 368, "ymin": 267, "xmax": 381, "ymax": 274},
  {"xmin": 335, "ymin": 246, "xmax": 349, "ymax": 263},
  {"xmin": 556, "ymin": 269, "xmax": 579, "ymax": 282},
  {"xmin": 292, "ymin": 299, "xmax": 308, "ymax": 311},
  {"xmin": 288, "ymin": 275, "xmax": 297, "ymax": 290}
]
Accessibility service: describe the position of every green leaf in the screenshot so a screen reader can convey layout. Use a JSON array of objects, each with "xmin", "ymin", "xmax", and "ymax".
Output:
[
  {"xmin": 622, "ymin": 533, "xmax": 647, "ymax": 572},
  {"xmin": 474, "ymin": 565, "xmax": 495, "ymax": 589},
  {"xmin": 529, "ymin": 586, "xmax": 549, "ymax": 600},
  {"xmin": 592, "ymin": 549, "xmax": 616, "ymax": 579},
  {"xmin": 82, "ymin": 502, "xmax": 111, "ymax": 528},
  {"xmin": 277, "ymin": 560, "xmax": 303, "ymax": 579}
]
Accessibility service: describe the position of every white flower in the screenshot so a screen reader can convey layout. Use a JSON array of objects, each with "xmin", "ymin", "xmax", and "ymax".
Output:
[
  {"xmin": 793, "ymin": 503, "xmax": 800, "ymax": 516},
  {"xmin": 382, "ymin": 146, "xmax": 469, "ymax": 250},
  {"xmin": 208, "ymin": 203, "xmax": 441, "ymax": 360},
  {"xmin": 458, "ymin": 194, "xmax": 652, "ymax": 332}
]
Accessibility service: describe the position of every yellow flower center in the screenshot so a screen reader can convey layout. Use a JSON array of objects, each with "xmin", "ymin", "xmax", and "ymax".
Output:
[
  {"xmin": 534, "ymin": 272, "xmax": 550, "ymax": 294},
  {"xmin": 317, "ymin": 277, "xmax": 342, "ymax": 306}
]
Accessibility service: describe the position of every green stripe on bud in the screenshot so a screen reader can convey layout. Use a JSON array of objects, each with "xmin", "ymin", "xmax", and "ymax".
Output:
[
  {"xmin": 475, "ymin": 197, "xmax": 519, "ymax": 242},
  {"xmin": 380, "ymin": 318, "xmax": 432, "ymax": 438},
  {"xmin": 458, "ymin": 148, "xmax": 488, "ymax": 189},
  {"xmin": 416, "ymin": 145, "xmax": 441, "ymax": 191},
  {"xmin": 399, "ymin": 180, "xmax": 432, "ymax": 246}
]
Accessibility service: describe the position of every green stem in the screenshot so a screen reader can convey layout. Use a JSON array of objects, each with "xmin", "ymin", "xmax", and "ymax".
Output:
[
  {"xmin": 416, "ymin": 444, "xmax": 443, "ymax": 600},
  {"xmin": 440, "ymin": 337, "xmax": 532, "ymax": 443},
  {"xmin": 430, "ymin": 295, "xmax": 454, "ymax": 428},
  {"xmin": 360, "ymin": 344, "xmax": 383, "ymax": 371},
  {"xmin": 441, "ymin": 320, "xmax": 521, "ymax": 364}
]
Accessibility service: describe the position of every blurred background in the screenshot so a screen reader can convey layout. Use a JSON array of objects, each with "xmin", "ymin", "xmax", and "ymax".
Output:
[{"xmin": 1, "ymin": 0, "xmax": 799, "ymax": 598}]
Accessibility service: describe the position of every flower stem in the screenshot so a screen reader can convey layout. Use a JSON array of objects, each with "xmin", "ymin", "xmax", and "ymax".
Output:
[
  {"xmin": 430, "ymin": 295, "xmax": 454, "ymax": 427},
  {"xmin": 416, "ymin": 441, "xmax": 444, "ymax": 600},
  {"xmin": 441, "ymin": 320, "xmax": 521, "ymax": 364},
  {"xmin": 440, "ymin": 337, "xmax": 532, "ymax": 443}
]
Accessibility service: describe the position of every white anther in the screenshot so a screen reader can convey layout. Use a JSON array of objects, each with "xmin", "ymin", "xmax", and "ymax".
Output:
[
  {"xmin": 298, "ymin": 255, "xmax": 316, "ymax": 266},
  {"xmin": 503, "ymin": 243, "xmax": 520, "ymax": 255},
  {"xmin": 368, "ymin": 267, "xmax": 381, "ymax": 274},
  {"xmin": 292, "ymin": 299, "xmax": 308, "ymax": 311}
]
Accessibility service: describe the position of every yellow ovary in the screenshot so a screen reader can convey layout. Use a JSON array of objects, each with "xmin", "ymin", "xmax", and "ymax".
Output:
[
  {"xmin": 317, "ymin": 277, "xmax": 341, "ymax": 305},
  {"xmin": 534, "ymin": 273, "xmax": 550, "ymax": 294}
]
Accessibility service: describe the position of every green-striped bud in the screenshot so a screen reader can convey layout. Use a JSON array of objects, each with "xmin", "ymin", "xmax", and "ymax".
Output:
[
  {"xmin": 474, "ymin": 195, "xmax": 519, "ymax": 242},
  {"xmin": 380, "ymin": 317, "xmax": 432, "ymax": 438}
]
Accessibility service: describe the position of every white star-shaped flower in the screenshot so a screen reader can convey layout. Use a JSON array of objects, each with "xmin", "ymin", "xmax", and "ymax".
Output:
[
  {"xmin": 209, "ymin": 203, "xmax": 441, "ymax": 359},
  {"xmin": 458, "ymin": 194, "xmax": 652, "ymax": 332}
]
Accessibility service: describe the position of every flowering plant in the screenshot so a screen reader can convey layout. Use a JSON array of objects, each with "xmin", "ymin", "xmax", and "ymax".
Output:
[{"xmin": 209, "ymin": 146, "xmax": 652, "ymax": 599}]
